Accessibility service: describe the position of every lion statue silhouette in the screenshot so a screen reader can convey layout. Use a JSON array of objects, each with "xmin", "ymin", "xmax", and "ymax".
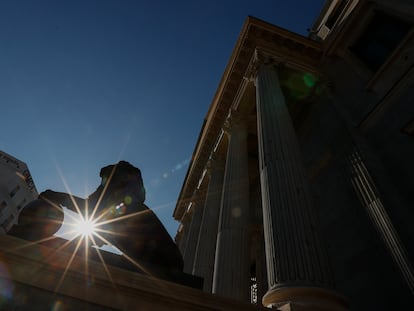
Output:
[{"xmin": 9, "ymin": 161, "xmax": 184, "ymax": 275}]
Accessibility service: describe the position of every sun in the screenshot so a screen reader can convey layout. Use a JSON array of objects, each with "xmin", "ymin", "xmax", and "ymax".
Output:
[{"xmin": 74, "ymin": 218, "xmax": 97, "ymax": 238}]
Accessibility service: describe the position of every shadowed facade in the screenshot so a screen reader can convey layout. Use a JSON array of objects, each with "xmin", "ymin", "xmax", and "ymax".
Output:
[{"xmin": 174, "ymin": 1, "xmax": 414, "ymax": 309}]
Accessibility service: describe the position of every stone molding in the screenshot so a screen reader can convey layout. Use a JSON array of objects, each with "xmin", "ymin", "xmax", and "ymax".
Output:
[
  {"xmin": 245, "ymin": 46, "xmax": 321, "ymax": 83},
  {"xmin": 223, "ymin": 110, "xmax": 248, "ymax": 134},
  {"xmin": 191, "ymin": 187, "xmax": 207, "ymax": 204},
  {"xmin": 262, "ymin": 286, "xmax": 348, "ymax": 310},
  {"xmin": 206, "ymin": 152, "xmax": 226, "ymax": 173}
]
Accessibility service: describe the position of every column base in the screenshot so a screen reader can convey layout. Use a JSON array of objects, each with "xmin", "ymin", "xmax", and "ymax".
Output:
[{"xmin": 262, "ymin": 286, "xmax": 348, "ymax": 310}]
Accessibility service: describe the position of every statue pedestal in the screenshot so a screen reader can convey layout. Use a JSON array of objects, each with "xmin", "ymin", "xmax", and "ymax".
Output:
[{"xmin": 0, "ymin": 235, "xmax": 264, "ymax": 310}]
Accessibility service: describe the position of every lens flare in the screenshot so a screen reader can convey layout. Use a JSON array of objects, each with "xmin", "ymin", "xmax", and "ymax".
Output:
[
  {"xmin": 74, "ymin": 218, "xmax": 97, "ymax": 238},
  {"xmin": 35, "ymin": 162, "xmax": 163, "ymax": 294}
]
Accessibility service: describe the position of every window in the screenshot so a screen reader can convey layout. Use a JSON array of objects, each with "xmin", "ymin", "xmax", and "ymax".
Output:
[{"xmin": 350, "ymin": 12, "xmax": 411, "ymax": 72}]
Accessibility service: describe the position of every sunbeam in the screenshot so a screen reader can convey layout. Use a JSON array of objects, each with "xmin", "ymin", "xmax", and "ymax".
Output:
[
  {"xmin": 55, "ymin": 236, "xmax": 84, "ymax": 292},
  {"xmin": 34, "ymin": 160, "xmax": 176, "ymax": 294},
  {"xmin": 89, "ymin": 234, "xmax": 117, "ymax": 286},
  {"xmin": 54, "ymin": 163, "xmax": 85, "ymax": 219},
  {"xmin": 94, "ymin": 208, "xmax": 151, "ymax": 227},
  {"xmin": 7, "ymin": 235, "xmax": 61, "ymax": 252},
  {"xmin": 92, "ymin": 231, "xmax": 152, "ymax": 276}
]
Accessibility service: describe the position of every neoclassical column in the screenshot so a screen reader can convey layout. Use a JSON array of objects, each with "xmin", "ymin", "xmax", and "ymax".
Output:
[
  {"xmin": 182, "ymin": 188, "xmax": 206, "ymax": 274},
  {"xmin": 212, "ymin": 114, "xmax": 251, "ymax": 302},
  {"xmin": 254, "ymin": 59, "xmax": 348, "ymax": 309},
  {"xmin": 192, "ymin": 152, "xmax": 225, "ymax": 292},
  {"xmin": 177, "ymin": 216, "xmax": 190, "ymax": 254}
]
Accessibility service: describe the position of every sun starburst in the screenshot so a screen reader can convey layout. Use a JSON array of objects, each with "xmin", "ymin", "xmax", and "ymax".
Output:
[
  {"xmin": 73, "ymin": 217, "xmax": 97, "ymax": 238},
  {"xmin": 24, "ymin": 161, "xmax": 173, "ymax": 294}
]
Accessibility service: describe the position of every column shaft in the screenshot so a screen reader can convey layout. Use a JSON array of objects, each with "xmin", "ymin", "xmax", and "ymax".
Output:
[
  {"xmin": 177, "ymin": 218, "xmax": 190, "ymax": 254},
  {"xmin": 212, "ymin": 117, "xmax": 250, "ymax": 302},
  {"xmin": 192, "ymin": 155, "xmax": 225, "ymax": 292},
  {"xmin": 182, "ymin": 193, "xmax": 205, "ymax": 274},
  {"xmin": 256, "ymin": 65, "xmax": 346, "ymax": 309}
]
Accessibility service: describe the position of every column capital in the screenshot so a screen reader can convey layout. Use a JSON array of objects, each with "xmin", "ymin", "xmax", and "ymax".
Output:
[
  {"xmin": 206, "ymin": 152, "xmax": 226, "ymax": 173},
  {"xmin": 181, "ymin": 211, "xmax": 192, "ymax": 224},
  {"xmin": 184, "ymin": 188, "xmax": 206, "ymax": 218},
  {"xmin": 245, "ymin": 49, "xmax": 286, "ymax": 82},
  {"xmin": 223, "ymin": 110, "xmax": 248, "ymax": 135},
  {"xmin": 192, "ymin": 187, "xmax": 207, "ymax": 203}
]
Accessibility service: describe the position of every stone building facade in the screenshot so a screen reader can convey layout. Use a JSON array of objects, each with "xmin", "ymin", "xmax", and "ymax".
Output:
[
  {"xmin": 0, "ymin": 151, "xmax": 38, "ymax": 233},
  {"xmin": 173, "ymin": 0, "xmax": 414, "ymax": 309}
]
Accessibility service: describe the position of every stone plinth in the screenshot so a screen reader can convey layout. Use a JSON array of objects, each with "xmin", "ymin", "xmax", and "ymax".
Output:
[{"xmin": 0, "ymin": 235, "xmax": 266, "ymax": 311}]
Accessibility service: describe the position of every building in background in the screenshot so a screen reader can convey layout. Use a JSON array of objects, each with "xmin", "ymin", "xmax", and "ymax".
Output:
[
  {"xmin": 0, "ymin": 151, "xmax": 38, "ymax": 233},
  {"xmin": 174, "ymin": 0, "xmax": 414, "ymax": 309}
]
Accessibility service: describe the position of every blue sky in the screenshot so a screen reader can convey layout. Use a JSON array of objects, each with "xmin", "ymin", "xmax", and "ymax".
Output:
[{"xmin": 0, "ymin": 0, "xmax": 324, "ymax": 237}]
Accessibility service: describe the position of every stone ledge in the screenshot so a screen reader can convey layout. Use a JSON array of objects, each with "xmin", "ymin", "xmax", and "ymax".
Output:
[{"xmin": 0, "ymin": 235, "xmax": 265, "ymax": 310}]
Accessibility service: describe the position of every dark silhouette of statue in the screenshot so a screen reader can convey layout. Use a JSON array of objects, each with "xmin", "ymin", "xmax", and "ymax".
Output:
[{"xmin": 9, "ymin": 161, "xmax": 186, "ymax": 278}]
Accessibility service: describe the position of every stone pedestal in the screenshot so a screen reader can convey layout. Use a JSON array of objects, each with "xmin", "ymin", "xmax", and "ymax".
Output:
[
  {"xmin": 212, "ymin": 115, "xmax": 250, "ymax": 302},
  {"xmin": 193, "ymin": 153, "xmax": 225, "ymax": 292},
  {"xmin": 255, "ymin": 64, "xmax": 347, "ymax": 310},
  {"xmin": 0, "ymin": 235, "xmax": 265, "ymax": 311}
]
